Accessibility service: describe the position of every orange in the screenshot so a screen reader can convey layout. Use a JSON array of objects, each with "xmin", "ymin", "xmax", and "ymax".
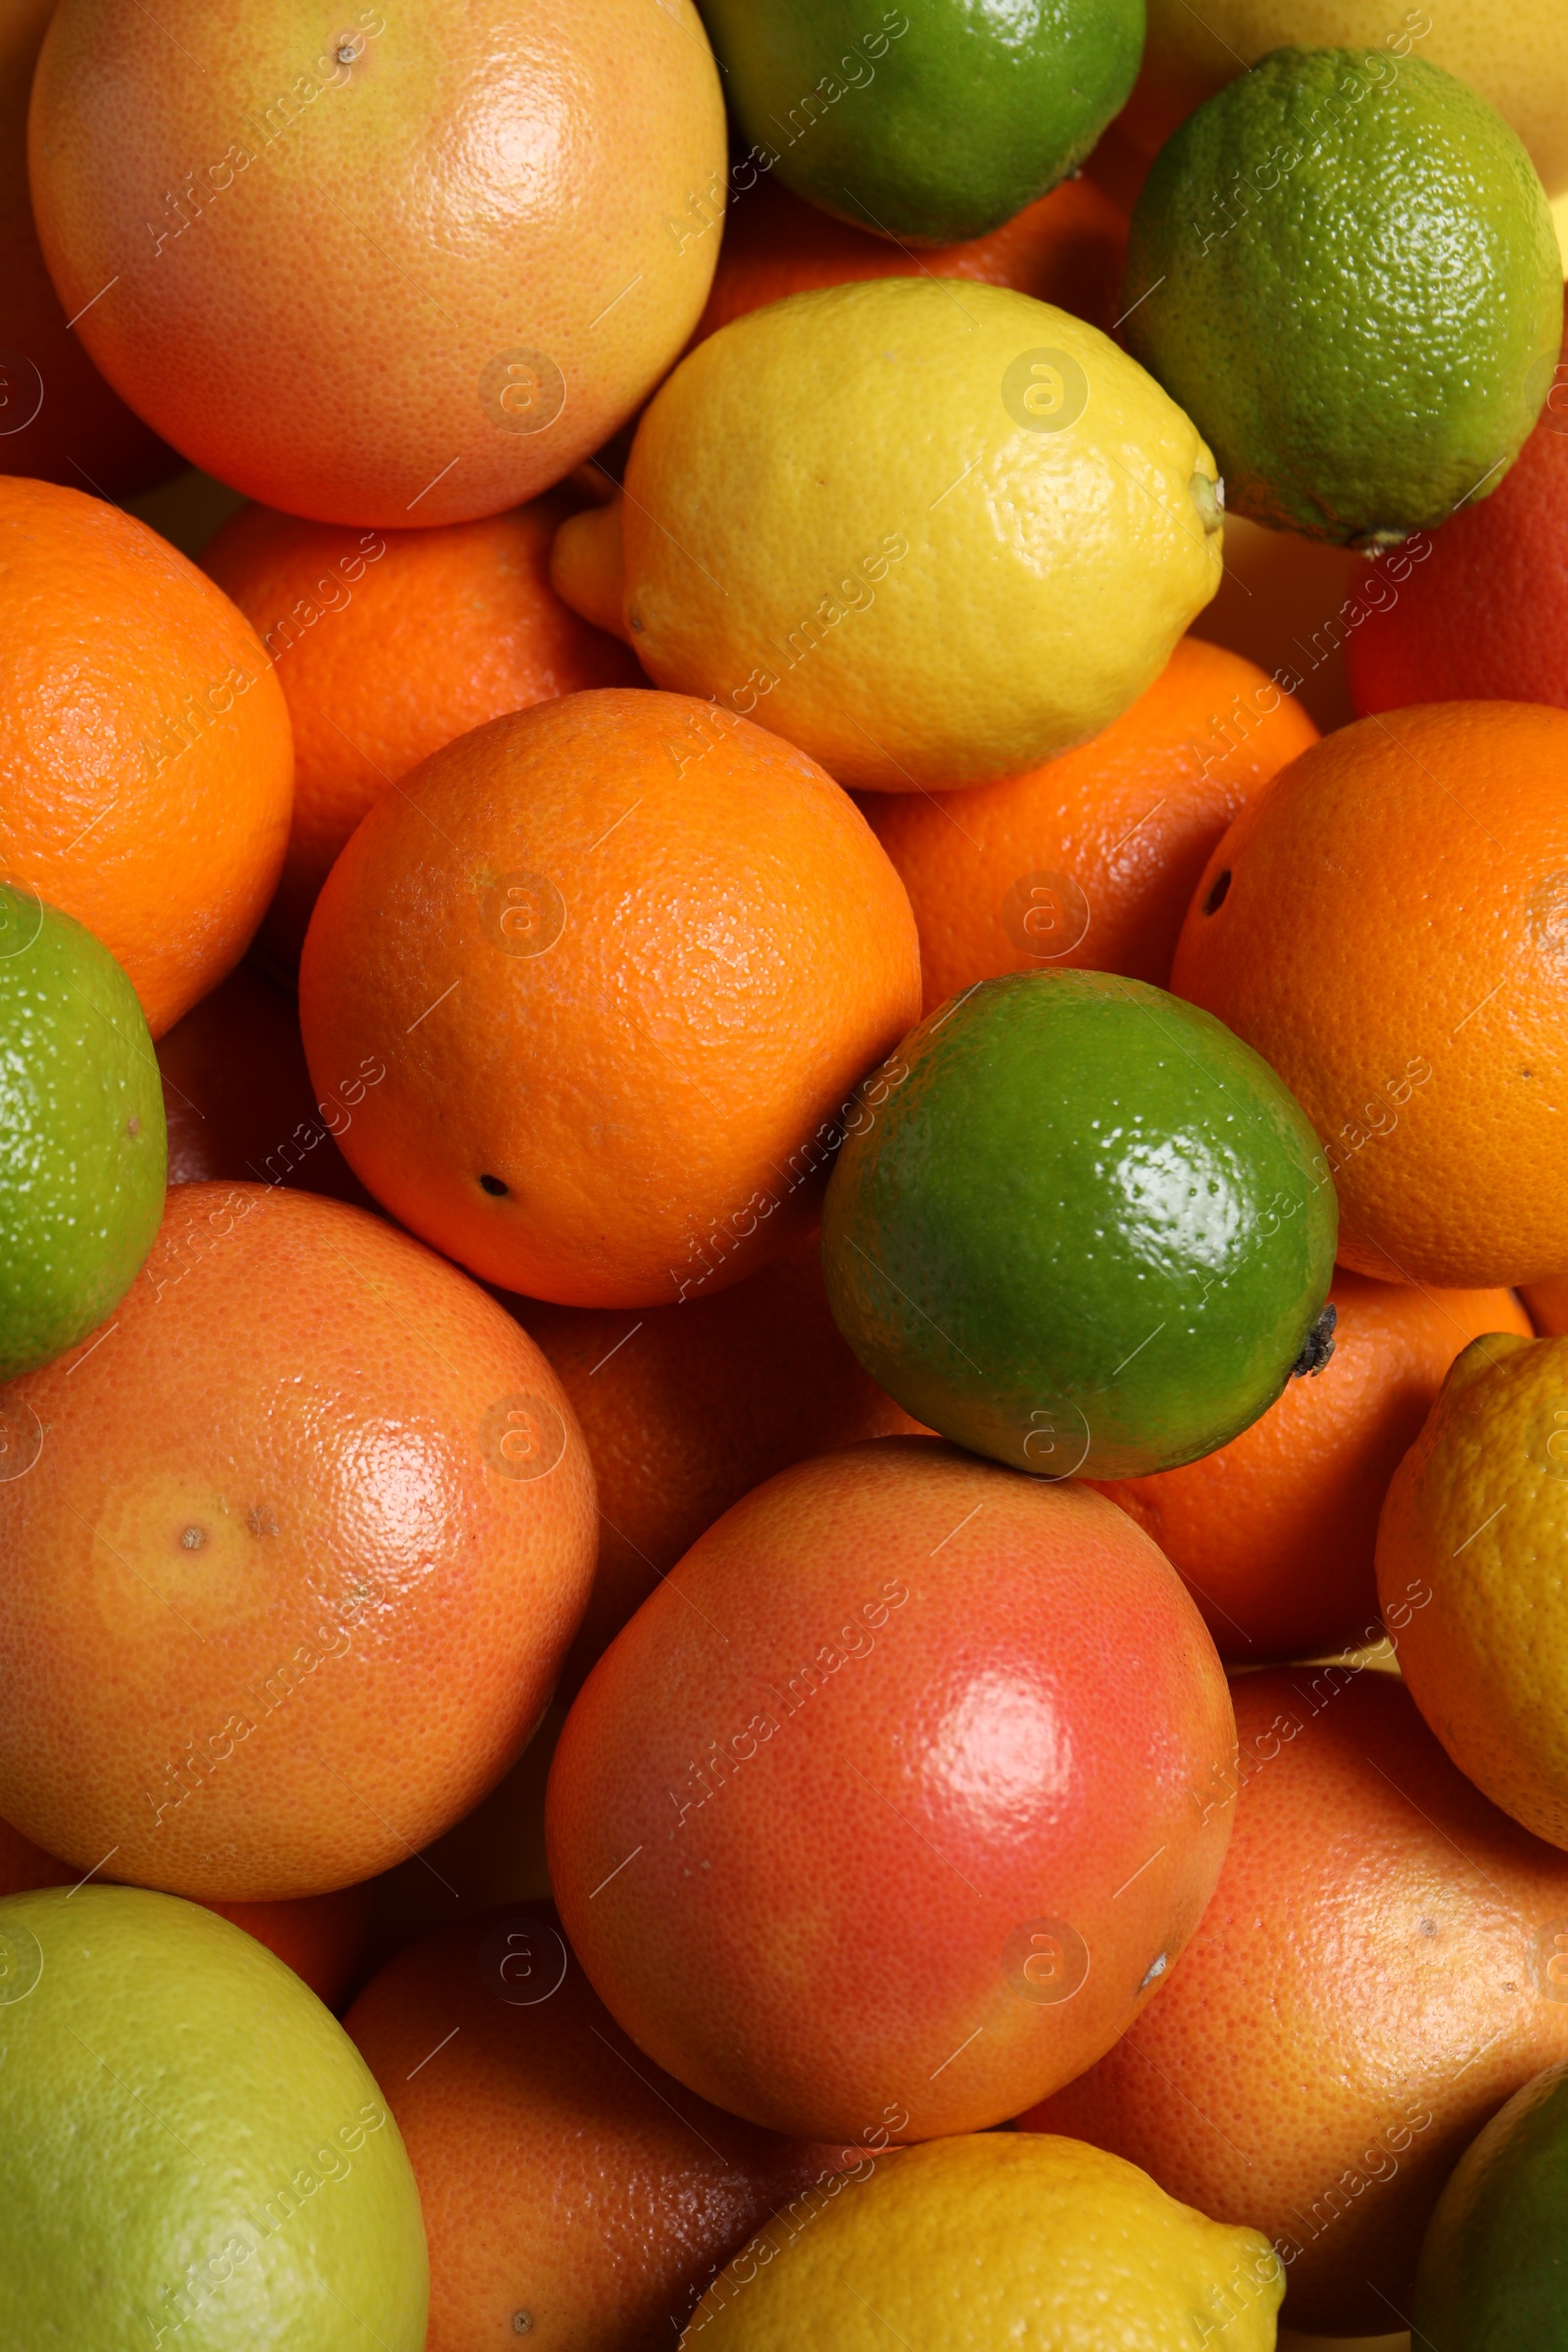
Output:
[
  {"xmin": 1023, "ymin": 1666, "xmax": 1568, "ymax": 2336},
  {"xmin": 1525, "ymin": 1275, "xmax": 1568, "ymax": 1334},
  {"xmin": 346, "ymin": 1904, "xmax": 859, "ymax": 2350},
  {"xmin": 0, "ymin": 476, "xmax": 292, "ymax": 1036},
  {"xmin": 866, "ymin": 636, "xmax": 1318, "ymax": 1011},
  {"xmin": 548, "ymin": 1440, "xmax": 1236, "ymax": 2142},
  {"xmin": 691, "ymin": 171, "xmax": 1129, "ymax": 344},
  {"xmin": 0, "ymin": 0, "xmax": 174, "ymax": 493},
  {"xmin": 1095, "ymin": 1272, "xmax": 1533, "ymax": 1664},
  {"xmin": 0, "ymin": 1181, "xmax": 596, "ymax": 1899},
  {"xmin": 157, "ymin": 963, "xmax": 373, "ymax": 1206},
  {"xmin": 1171, "ymin": 702, "xmax": 1568, "ymax": 1289},
  {"xmin": 0, "ymin": 1809, "xmax": 373, "ymax": 2008},
  {"xmin": 299, "ymin": 688, "xmax": 922, "ymax": 1306},
  {"xmin": 201, "ymin": 492, "xmax": 642, "ymax": 970},
  {"xmin": 28, "ymin": 0, "xmax": 726, "ymax": 526},
  {"xmin": 509, "ymin": 1229, "xmax": 923, "ymax": 1691}
]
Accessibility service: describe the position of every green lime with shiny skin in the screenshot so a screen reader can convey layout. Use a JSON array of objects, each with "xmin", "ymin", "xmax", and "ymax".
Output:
[
  {"xmin": 1413, "ymin": 2058, "xmax": 1568, "ymax": 2348},
  {"xmin": 820, "ymin": 969, "xmax": 1338, "ymax": 1480},
  {"xmin": 0, "ymin": 885, "xmax": 166, "ymax": 1380},
  {"xmin": 697, "ymin": 0, "xmax": 1146, "ymax": 247}
]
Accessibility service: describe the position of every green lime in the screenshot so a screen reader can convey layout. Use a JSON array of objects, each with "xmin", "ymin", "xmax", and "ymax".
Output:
[
  {"xmin": 1412, "ymin": 2058, "xmax": 1568, "ymax": 2347},
  {"xmin": 1122, "ymin": 46, "xmax": 1562, "ymax": 544},
  {"xmin": 696, "ymin": 0, "xmax": 1146, "ymax": 246},
  {"xmin": 0, "ymin": 1886, "xmax": 427, "ymax": 2348},
  {"xmin": 819, "ymin": 969, "xmax": 1338, "ymax": 1479},
  {"xmin": 0, "ymin": 885, "xmax": 166, "ymax": 1380}
]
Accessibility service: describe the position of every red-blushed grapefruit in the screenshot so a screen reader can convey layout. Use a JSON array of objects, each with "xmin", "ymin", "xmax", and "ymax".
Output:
[
  {"xmin": 546, "ymin": 1439, "xmax": 1236, "ymax": 2142},
  {"xmin": 27, "ymin": 0, "xmax": 727, "ymax": 526},
  {"xmin": 0, "ymin": 1182, "xmax": 596, "ymax": 1899}
]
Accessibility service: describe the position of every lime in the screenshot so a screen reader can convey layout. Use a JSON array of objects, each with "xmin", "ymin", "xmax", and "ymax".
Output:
[
  {"xmin": 0, "ymin": 885, "xmax": 166, "ymax": 1380},
  {"xmin": 685, "ymin": 2132, "xmax": 1284, "ymax": 2349},
  {"xmin": 564, "ymin": 276, "xmax": 1222, "ymax": 791},
  {"xmin": 819, "ymin": 969, "xmax": 1338, "ymax": 1479},
  {"xmin": 1122, "ymin": 47, "xmax": 1562, "ymax": 544},
  {"xmin": 0, "ymin": 1885, "xmax": 427, "ymax": 2348},
  {"xmin": 1412, "ymin": 2058, "xmax": 1568, "ymax": 2347},
  {"xmin": 696, "ymin": 0, "xmax": 1146, "ymax": 245}
]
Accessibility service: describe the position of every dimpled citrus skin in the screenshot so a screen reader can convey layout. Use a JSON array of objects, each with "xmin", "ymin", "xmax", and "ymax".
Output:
[
  {"xmin": 347, "ymin": 1907, "xmax": 858, "ymax": 2352},
  {"xmin": 299, "ymin": 689, "xmax": 921, "ymax": 1307},
  {"xmin": 865, "ymin": 636, "xmax": 1319, "ymax": 1008},
  {"xmin": 1124, "ymin": 0, "xmax": 1568, "ymax": 199},
  {"xmin": 0, "ymin": 478, "xmax": 292, "ymax": 1037},
  {"xmin": 615, "ymin": 277, "xmax": 1223, "ymax": 791},
  {"xmin": 0, "ymin": 0, "xmax": 174, "ymax": 492},
  {"xmin": 820, "ymin": 970, "xmax": 1338, "ymax": 1480},
  {"xmin": 1124, "ymin": 50, "xmax": 1563, "ymax": 542},
  {"xmin": 1097, "ymin": 1272, "xmax": 1533, "ymax": 1663},
  {"xmin": 1171, "ymin": 702, "xmax": 1568, "ymax": 1289},
  {"xmin": 0, "ymin": 888, "xmax": 166, "ymax": 1381},
  {"xmin": 1377, "ymin": 1331, "xmax": 1568, "ymax": 1849},
  {"xmin": 685, "ymin": 2133, "xmax": 1283, "ymax": 2351},
  {"xmin": 0, "ymin": 1886, "xmax": 427, "ymax": 2350},
  {"xmin": 0, "ymin": 1183, "xmax": 597, "ymax": 1900},
  {"xmin": 27, "ymin": 0, "xmax": 726, "ymax": 527},
  {"xmin": 1411, "ymin": 2060, "xmax": 1568, "ymax": 2349},
  {"xmin": 200, "ymin": 493, "xmax": 641, "ymax": 971},
  {"xmin": 1028, "ymin": 1670, "xmax": 1568, "ymax": 2336},
  {"xmin": 697, "ymin": 0, "xmax": 1144, "ymax": 246},
  {"xmin": 548, "ymin": 1440, "xmax": 1236, "ymax": 2143}
]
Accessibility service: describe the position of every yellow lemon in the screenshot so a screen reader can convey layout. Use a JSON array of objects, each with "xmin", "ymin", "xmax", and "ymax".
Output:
[
  {"xmin": 1377, "ymin": 1329, "xmax": 1568, "ymax": 1847},
  {"xmin": 557, "ymin": 277, "xmax": 1222, "ymax": 792},
  {"xmin": 681, "ymin": 2133, "xmax": 1283, "ymax": 2350},
  {"xmin": 1126, "ymin": 1, "xmax": 1568, "ymax": 199}
]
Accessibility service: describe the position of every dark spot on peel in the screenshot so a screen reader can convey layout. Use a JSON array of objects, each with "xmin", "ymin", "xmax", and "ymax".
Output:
[
  {"xmin": 1291, "ymin": 1302, "xmax": 1337, "ymax": 1379},
  {"xmin": 479, "ymin": 1173, "xmax": 509, "ymax": 1197},
  {"xmin": 1202, "ymin": 868, "xmax": 1232, "ymax": 915}
]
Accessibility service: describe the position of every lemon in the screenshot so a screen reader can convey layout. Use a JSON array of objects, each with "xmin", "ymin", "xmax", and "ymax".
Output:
[
  {"xmin": 1376, "ymin": 1329, "xmax": 1568, "ymax": 1848},
  {"xmin": 1124, "ymin": 0, "xmax": 1568, "ymax": 199},
  {"xmin": 559, "ymin": 277, "xmax": 1223, "ymax": 792},
  {"xmin": 1124, "ymin": 49, "xmax": 1562, "ymax": 545},
  {"xmin": 681, "ymin": 2133, "xmax": 1283, "ymax": 2350}
]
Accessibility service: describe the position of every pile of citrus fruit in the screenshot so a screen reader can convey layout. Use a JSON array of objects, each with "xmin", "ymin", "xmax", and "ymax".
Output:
[{"xmin": 5, "ymin": 1, "xmax": 1568, "ymax": 2345}]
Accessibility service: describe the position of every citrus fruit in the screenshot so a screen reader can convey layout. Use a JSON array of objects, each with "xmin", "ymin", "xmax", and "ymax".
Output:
[
  {"xmin": 0, "ymin": 1806, "xmax": 373, "ymax": 2007},
  {"xmin": 1122, "ymin": 49, "xmax": 1562, "ymax": 543},
  {"xmin": 298, "ymin": 688, "xmax": 921, "ymax": 1306},
  {"xmin": 548, "ymin": 1439, "xmax": 1236, "ymax": 2142},
  {"xmin": 1411, "ymin": 2059, "xmax": 1568, "ymax": 2349},
  {"xmin": 865, "ymin": 636, "xmax": 1319, "ymax": 1008},
  {"xmin": 347, "ymin": 1903, "xmax": 858, "ymax": 2351},
  {"xmin": 1525, "ymin": 1276, "xmax": 1568, "ymax": 1335},
  {"xmin": 0, "ymin": 1884, "xmax": 427, "ymax": 2349},
  {"xmin": 1123, "ymin": 0, "xmax": 1568, "ymax": 199},
  {"xmin": 1347, "ymin": 295, "xmax": 1568, "ymax": 713},
  {"xmin": 0, "ymin": 1181, "xmax": 596, "ymax": 1899},
  {"xmin": 0, "ymin": 885, "xmax": 166, "ymax": 1379},
  {"xmin": 28, "ymin": 0, "xmax": 727, "ymax": 527},
  {"xmin": 156, "ymin": 964, "xmax": 373, "ymax": 1207},
  {"xmin": 0, "ymin": 0, "xmax": 174, "ymax": 493},
  {"xmin": 691, "ymin": 172, "xmax": 1130, "ymax": 344},
  {"xmin": 200, "ymin": 491, "xmax": 641, "ymax": 971},
  {"xmin": 509, "ymin": 1231, "xmax": 922, "ymax": 1691},
  {"xmin": 1171, "ymin": 701, "xmax": 1568, "ymax": 1288},
  {"xmin": 1097, "ymin": 1272, "xmax": 1532, "ymax": 1663},
  {"xmin": 552, "ymin": 277, "xmax": 1224, "ymax": 791},
  {"xmin": 1025, "ymin": 1666, "xmax": 1568, "ymax": 2335},
  {"xmin": 1377, "ymin": 1330, "xmax": 1568, "ymax": 1849},
  {"xmin": 695, "ymin": 0, "xmax": 1144, "ymax": 245},
  {"xmin": 0, "ymin": 477, "xmax": 292, "ymax": 1037},
  {"xmin": 686, "ymin": 2132, "xmax": 1284, "ymax": 2352},
  {"xmin": 821, "ymin": 969, "xmax": 1338, "ymax": 1481}
]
